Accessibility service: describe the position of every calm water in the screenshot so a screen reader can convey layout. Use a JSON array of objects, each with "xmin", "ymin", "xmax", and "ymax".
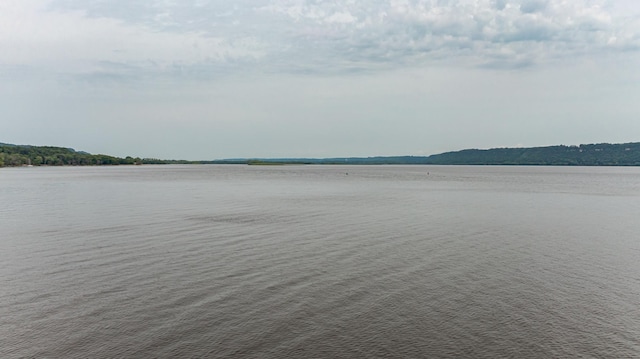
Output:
[{"xmin": 1, "ymin": 165, "xmax": 640, "ymax": 358}]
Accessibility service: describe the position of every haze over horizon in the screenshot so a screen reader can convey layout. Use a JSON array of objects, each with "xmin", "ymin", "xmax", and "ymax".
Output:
[{"xmin": 2, "ymin": 0, "xmax": 640, "ymax": 160}]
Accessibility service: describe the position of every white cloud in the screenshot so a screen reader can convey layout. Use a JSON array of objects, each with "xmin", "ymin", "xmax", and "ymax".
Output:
[
  {"xmin": 1, "ymin": 0, "xmax": 639, "ymax": 79},
  {"xmin": 255, "ymin": 0, "xmax": 639, "ymax": 70}
]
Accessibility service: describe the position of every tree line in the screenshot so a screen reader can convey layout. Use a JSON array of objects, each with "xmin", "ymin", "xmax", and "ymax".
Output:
[
  {"xmin": 0, "ymin": 144, "xmax": 143, "ymax": 167},
  {"xmin": 3, "ymin": 141, "xmax": 640, "ymax": 168},
  {"xmin": 222, "ymin": 143, "xmax": 640, "ymax": 166},
  {"xmin": 424, "ymin": 143, "xmax": 640, "ymax": 166}
]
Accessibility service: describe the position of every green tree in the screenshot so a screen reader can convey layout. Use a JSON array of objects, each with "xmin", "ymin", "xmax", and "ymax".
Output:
[
  {"xmin": 31, "ymin": 155, "xmax": 43, "ymax": 166},
  {"xmin": 6, "ymin": 154, "xmax": 27, "ymax": 166}
]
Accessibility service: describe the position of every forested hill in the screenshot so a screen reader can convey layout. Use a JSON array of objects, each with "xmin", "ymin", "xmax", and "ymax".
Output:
[
  {"xmin": 230, "ymin": 142, "xmax": 640, "ymax": 166},
  {"xmin": 0, "ymin": 143, "xmax": 143, "ymax": 167},
  {"xmin": 423, "ymin": 143, "xmax": 640, "ymax": 166},
  {"xmin": 0, "ymin": 143, "xmax": 197, "ymax": 167}
]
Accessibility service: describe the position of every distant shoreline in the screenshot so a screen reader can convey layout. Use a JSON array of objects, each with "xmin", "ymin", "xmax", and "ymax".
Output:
[{"xmin": 2, "ymin": 142, "xmax": 640, "ymax": 167}]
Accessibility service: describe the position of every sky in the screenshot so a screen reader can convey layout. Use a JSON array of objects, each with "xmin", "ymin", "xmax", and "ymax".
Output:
[{"xmin": 1, "ymin": 0, "xmax": 640, "ymax": 160}]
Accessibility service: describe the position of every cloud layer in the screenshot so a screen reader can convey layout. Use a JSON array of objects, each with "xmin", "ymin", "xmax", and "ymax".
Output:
[{"xmin": 2, "ymin": 0, "xmax": 638, "ymax": 80}]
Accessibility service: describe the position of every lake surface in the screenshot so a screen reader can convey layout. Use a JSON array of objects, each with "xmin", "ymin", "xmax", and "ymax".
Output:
[{"xmin": 1, "ymin": 165, "xmax": 640, "ymax": 358}]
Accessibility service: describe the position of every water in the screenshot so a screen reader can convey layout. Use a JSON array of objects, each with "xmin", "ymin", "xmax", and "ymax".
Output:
[{"xmin": 1, "ymin": 165, "xmax": 640, "ymax": 358}]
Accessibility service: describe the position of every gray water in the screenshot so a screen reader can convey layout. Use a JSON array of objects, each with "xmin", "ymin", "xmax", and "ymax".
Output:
[{"xmin": 1, "ymin": 165, "xmax": 640, "ymax": 358}]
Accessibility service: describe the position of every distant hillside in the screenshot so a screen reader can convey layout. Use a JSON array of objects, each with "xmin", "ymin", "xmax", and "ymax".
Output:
[
  {"xmin": 424, "ymin": 143, "xmax": 640, "ymax": 166},
  {"xmin": 0, "ymin": 142, "xmax": 211, "ymax": 167},
  {"xmin": 215, "ymin": 142, "xmax": 640, "ymax": 166},
  {"xmin": 0, "ymin": 143, "xmax": 143, "ymax": 167}
]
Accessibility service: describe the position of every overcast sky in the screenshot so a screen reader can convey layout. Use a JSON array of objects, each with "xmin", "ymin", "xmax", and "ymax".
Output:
[{"xmin": 2, "ymin": 0, "xmax": 639, "ymax": 159}]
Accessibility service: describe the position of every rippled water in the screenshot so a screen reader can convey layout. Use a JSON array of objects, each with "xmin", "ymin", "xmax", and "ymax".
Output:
[{"xmin": 1, "ymin": 165, "xmax": 640, "ymax": 358}]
